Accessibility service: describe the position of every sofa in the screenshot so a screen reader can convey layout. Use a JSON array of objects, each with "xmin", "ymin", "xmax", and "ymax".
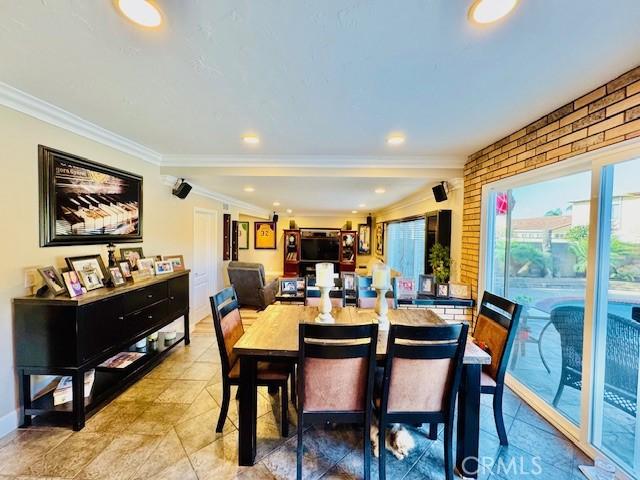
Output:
[{"xmin": 227, "ymin": 261, "xmax": 278, "ymax": 310}]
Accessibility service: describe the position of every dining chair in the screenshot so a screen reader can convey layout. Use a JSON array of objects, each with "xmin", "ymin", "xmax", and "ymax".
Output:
[
  {"xmin": 210, "ymin": 286, "xmax": 293, "ymax": 435},
  {"xmin": 297, "ymin": 323, "xmax": 379, "ymax": 480},
  {"xmin": 355, "ymin": 275, "xmax": 397, "ymax": 309},
  {"xmin": 377, "ymin": 323, "xmax": 468, "ymax": 480},
  {"xmin": 473, "ymin": 291, "xmax": 522, "ymax": 446},
  {"xmin": 304, "ymin": 275, "xmax": 346, "ymax": 307}
]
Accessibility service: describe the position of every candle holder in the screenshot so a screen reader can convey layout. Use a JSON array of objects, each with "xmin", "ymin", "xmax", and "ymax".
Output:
[
  {"xmin": 372, "ymin": 263, "xmax": 391, "ymax": 331},
  {"xmin": 315, "ymin": 262, "xmax": 335, "ymax": 324}
]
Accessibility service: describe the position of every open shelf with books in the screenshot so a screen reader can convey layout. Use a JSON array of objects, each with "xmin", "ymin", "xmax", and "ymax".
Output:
[
  {"xmin": 339, "ymin": 230, "xmax": 357, "ymax": 272},
  {"xmin": 283, "ymin": 229, "xmax": 301, "ymax": 276}
]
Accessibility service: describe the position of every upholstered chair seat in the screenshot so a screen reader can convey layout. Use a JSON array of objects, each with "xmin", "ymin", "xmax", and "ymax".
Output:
[{"xmin": 228, "ymin": 361, "xmax": 290, "ymax": 381}]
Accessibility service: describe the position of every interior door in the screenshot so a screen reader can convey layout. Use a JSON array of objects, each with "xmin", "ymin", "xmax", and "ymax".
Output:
[{"xmin": 193, "ymin": 208, "xmax": 218, "ymax": 322}]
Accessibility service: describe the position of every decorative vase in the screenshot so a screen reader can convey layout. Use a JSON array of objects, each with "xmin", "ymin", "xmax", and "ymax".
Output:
[
  {"xmin": 147, "ymin": 332, "xmax": 159, "ymax": 342},
  {"xmin": 315, "ymin": 263, "xmax": 335, "ymax": 324}
]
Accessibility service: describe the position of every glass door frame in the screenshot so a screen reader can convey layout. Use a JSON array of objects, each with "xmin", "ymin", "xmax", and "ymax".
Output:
[{"xmin": 477, "ymin": 137, "xmax": 640, "ymax": 477}]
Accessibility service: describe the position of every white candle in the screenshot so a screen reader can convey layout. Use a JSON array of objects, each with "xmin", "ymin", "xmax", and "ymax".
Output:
[
  {"xmin": 372, "ymin": 263, "xmax": 390, "ymax": 289},
  {"xmin": 315, "ymin": 262, "xmax": 334, "ymax": 287}
]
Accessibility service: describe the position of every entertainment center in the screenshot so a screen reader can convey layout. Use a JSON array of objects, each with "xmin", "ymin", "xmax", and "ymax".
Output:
[{"xmin": 283, "ymin": 228, "xmax": 358, "ymax": 277}]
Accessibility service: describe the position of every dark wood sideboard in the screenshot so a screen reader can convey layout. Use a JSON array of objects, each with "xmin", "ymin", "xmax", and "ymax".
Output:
[{"xmin": 13, "ymin": 270, "xmax": 190, "ymax": 431}]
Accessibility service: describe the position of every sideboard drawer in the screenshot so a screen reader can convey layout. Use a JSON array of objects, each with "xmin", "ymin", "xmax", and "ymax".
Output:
[
  {"xmin": 124, "ymin": 299, "xmax": 168, "ymax": 339},
  {"xmin": 124, "ymin": 282, "xmax": 168, "ymax": 314}
]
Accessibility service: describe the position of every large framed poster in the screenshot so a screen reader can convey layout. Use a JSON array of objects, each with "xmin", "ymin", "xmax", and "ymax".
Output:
[
  {"xmin": 238, "ymin": 221, "xmax": 249, "ymax": 249},
  {"xmin": 39, "ymin": 145, "xmax": 143, "ymax": 246},
  {"xmin": 255, "ymin": 221, "xmax": 277, "ymax": 249}
]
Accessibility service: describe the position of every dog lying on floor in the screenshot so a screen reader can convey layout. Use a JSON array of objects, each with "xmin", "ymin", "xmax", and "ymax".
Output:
[{"xmin": 370, "ymin": 420, "xmax": 416, "ymax": 460}]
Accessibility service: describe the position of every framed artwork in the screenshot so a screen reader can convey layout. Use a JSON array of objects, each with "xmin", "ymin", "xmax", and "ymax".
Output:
[
  {"xmin": 358, "ymin": 224, "xmax": 371, "ymax": 255},
  {"xmin": 162, "ymin": 255, "xmax": 185, "ymax": 272},
  {"xmin": 109, "ymin": 266, "xmax": 126, "ymax": 286},
  {"xmin": 223, "ymin": 214, "xmax": 231, "ymax": 260},
  {"xmin": 341, "ymin": 272, "xmax": 356, "ymax": 291},
  {"xmin": 396, "ymin": 277, "xmax": 416, "ymax": 299},
  {"xmin": 39, "ymin": 145, "xmax": 143, "ymax": 247},
  {"xmin": 78, "ymin": 268, "xmax": 103, "ymax": 291},
  {"xmin": 255, "ymin": 221, "xmax": 277, "ymax": 249},
  {"xmin": 37, "ymin": 266, "xmax": 66, "ymax": 296},
  {"xmin": 418, "ymin": 274, "xmax": 436, "ymax": 296},
  {"xmin": 437, "ymin": 283, "xmax": 450, "ymax": 298},
  {"xmin": 65, "ymin": 254, "xmax": 109, "ymax": 282},
  {"xmin": 62, "ymin": 270, "xmax": 84, "ymax": 297},
  {"xmin": 136, "ymin": 258, "xmax": 155, "ymax": 276},
  {"xmin": 118, "ymin": 261, "xmax": 133, "ymax": 280},
  {"xmin": 375, "ymin": 223, "xmax": 384, "ymax": 257},
  {"xmin": 232, "ymin": 220, "xmax": 239, "ymax": 261},
  {"xmin": 120, "ymin": 247, "xmax": 144, "ymax": 270},
  {"xmin": 449, "ymin": 282, "xmax": 471, "ymax": 299},
  {"xmin": 154, "ymin": 260, "xmax": 174, "ymax": 275},
  {"xmin": 238, "ymin": 221, "xmax": 249, "ymax": 249}
]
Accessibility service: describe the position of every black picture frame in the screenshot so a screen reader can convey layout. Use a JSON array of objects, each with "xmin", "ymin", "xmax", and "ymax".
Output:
[
  {"xmin": 65, "ymin": 254, "xmax": 109, "ymax": 285},
  {"xmin": 358, "ymin": 223, "xmax": 371, "ymax": 255},
  {"xmin": 436, "ymin": 283, "xmax": 450, "ymax": 298},
  {"xmin": 39, "ymin": 145, "xmax": 143, "ymax": 247},
  {"xmin": 418, "ymin": 274, "xmax": 436, "ymax": 296},
  {"xmin": 254, "ymin": 221, "xmax": 277, "ymax": 249},
  {"xmin": 120, "ymin": 247, "xmax": 144, "ymax": 270}
]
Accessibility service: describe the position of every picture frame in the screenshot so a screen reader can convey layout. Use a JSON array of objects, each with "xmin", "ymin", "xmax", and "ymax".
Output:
[
  {"xmin": 38, "ymin": 145, "xmax": 143, "ymax": 247},
  {"xmin": 232, "ymin": 220, "xmax": 239, "ymax": 261},
  {"xmin": 357, "ymin": 223, "xmax": 371, "ymax": 255},
  {"xmin": 62, "ymin": 270, "xmax": 85, "ymax": 297},
  {"xmin": 162, "ymin": 255, "xmax": 185, "ymax": 272},
  {"xmin": 109, "ymin": 266, "xmax": 126, "ymax": 287},
  {"xmin": 449, "ymin": 282, "xmax": 471, "ymax": 300},
  {"xmin": 136, "ymin": 258, "xmax": 155, "ymax": 277},
  {"xmin": 78, "ymin": 267, "xmax": 104, "ymax": 291},
  {"xmin": 154, "ymin": 260, "xmax": 174, "ymax": 275},
  {"xmin": 238, "ymin": 221, "xmax": 250, "ymax": 249},
  {"xmin": 65, "ymin": 254, "xmax": 109, "ymax": 282},
  {"xmin": 396, "ymin": 277, "xmax": 416, "ymax": 299},
  {"xmin": 223, "ymin": 213, "xmax": 231, "ymax": 260},
  {"xmin": 255, "ymin": 221, "xmax": 277, "ymax": 249},
  {"xmin": 437, "ymin": 283, "xmax": 450, "ymax": 298},
  {"xmin": 120, "ymin": 247, "xmax": 144, "ymax": 270},
  {"xmin": 418, "ymin": 274, "xmax": 436, "ymax": 296},
  {"xmin": 341, "ymin": 272, "xmax": 356, "ymax": 292},
  {"xmin": 37, "ymin": 266, "xmax": 67, "ymax": 296},
  {"xmin": 118, "ymin": 261, "xmax": 133, "ymax": 280},
  {"xmin": 375, "ymin": 223, "xmax": 384, "ymax": 257},
  {"xmin": 280, "ymin": 279, "xmax": 298, "ymax": 295}
]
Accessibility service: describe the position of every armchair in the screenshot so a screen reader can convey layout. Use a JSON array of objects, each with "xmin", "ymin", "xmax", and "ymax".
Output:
[{"xmin": 227, "ymin": 262, "xmax": 278, "ymax": 310}]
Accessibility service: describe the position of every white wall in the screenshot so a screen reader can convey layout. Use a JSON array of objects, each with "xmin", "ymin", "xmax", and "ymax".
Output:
[{"xmin": 0, "ymin": 105, "xmax": 236, "ymax": 435}]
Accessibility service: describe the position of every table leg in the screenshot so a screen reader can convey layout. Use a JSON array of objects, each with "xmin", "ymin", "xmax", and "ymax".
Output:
[
  {"xmin": 184, "ymin": 311, "xmax": 191, "ymax": 345},
  {"xmin": 238, "ymin": 356, "xmax": 257, "ymax": 466},
  {"xmin": 72, "ymin": 370, "xmax": 86, "ymax": 431},
  {"xmin": 18, "ymin": 369, "xmax": 32, "ymax": 427},
  {"xmin": 456, "ymin": 364, "xmax": 481, "ymax": 479}
]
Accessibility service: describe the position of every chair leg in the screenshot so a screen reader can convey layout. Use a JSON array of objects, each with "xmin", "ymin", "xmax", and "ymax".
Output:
[
  {"xmin": 552, "ymin": 382, "xmax": 565, "ymax": 408},
  {"xmin": 428, "ymin": 422, "xmax": 438, "ymax": 440},
  {"xmin": 296, "ymin": 418, "xmax": 303, "ymax": 480},
  {"xmin": 493, "ymin": 390, "xmax": 509, "ymax": 446},
  {"xmin": 378, "ymin": 422, "xmax": 386, "ymax": 480},
  {"xmin": 235, "ymin": 387, "xmax": 241, "ymax": 400},
  {"xmin": 281, "ymin": 382, "xmax": 289, "ymax": 437},
  {"xmin": 363, "ymin": 415, "xmax": 371, "ymax": 480},
  {"xmin": 216, "ymin": 381, "xmax": 231, "ymax": 433},
  {"xmin": 290, "ymin": 365, "xmax": 297, "ymax": 407},
  {"xmin": 444, "ymin": 420, "xmax": 454, "ymax": 480}
]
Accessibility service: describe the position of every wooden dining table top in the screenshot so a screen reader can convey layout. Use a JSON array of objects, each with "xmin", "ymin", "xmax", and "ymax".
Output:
[{"xmin": 234, "ymin": 304, "xmax": 491, "ymax": 365}]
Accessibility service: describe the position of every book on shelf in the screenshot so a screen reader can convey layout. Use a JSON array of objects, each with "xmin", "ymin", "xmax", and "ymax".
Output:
[
  {"xmin": 98, "ymin": 351, "xmax": 146, "ymax": 369},
  {"xmin": 53, "ymin": 369, "xmax": 95, "ymax": 406}
]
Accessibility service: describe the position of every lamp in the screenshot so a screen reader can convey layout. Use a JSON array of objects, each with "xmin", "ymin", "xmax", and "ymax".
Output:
[
  {"xmin": 372, "ymin": 263, "xmax": 391, "ymax": 331},
  {"xmin": 315, "ymin": 263, "xmax": 335, "ymax": 323}
]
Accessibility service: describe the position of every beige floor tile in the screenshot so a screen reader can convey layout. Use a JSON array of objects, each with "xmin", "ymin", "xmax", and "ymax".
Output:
[
  {"xmin": 25, "ymin": 432, "xmax": 114, "ymax": 478},
  {"xmin": 0, "ymin": 429, "xmax": 72, "ymax": 476},
  {"xmin": 187, "ymin": 432, "xmax": 250, "ymax": 480},
  {"xmin": 155, "ymin": 380, "xmax": 207, "ymax": 404},
  {"xmin": 180, "ymin": 361, "xmax": 218, "ymax": 381},
  {"xmin": 195, "ymin": 346, "xmax": 222, "ymax": 364},
  {"xmin": 129, "ymin": 403, "xmax": 189, "ymax": 435},
  {"xmin": 76, "ymin": 433, "xmax": 160, "ymax": 480},
  {"xmin": 174, "ymin": 408, "xmax": 235, "ymax": 454},
  {"xmin": 147, "ymin": 456, "xmax": 198, "ymax": 480},
  {"xmin": 131, "ymin": 429, "xmax": 189, "ymax": 480},
  {"xmin": 206, "ymin": 384, "xmax": 280, "ymax": 428},
  {"xmin": 115, "ymin": 378, "xmax": 172, "ymax": 403},
  {"xmin": 84, "ymin": 401, "xmax": 148, "ymax": 433},
  {"xmin": 176, "ymin": 389, "xmax": 218, "ymax": 425},
  {"xmin": 145, "ymin": 360, "xmax": 192, "ymax": 380}
]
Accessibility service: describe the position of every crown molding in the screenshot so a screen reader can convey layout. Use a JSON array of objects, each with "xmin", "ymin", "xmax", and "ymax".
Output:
[
  {"xmin": 0, "ymin": 82, "xmax": 162, "ymax": 165},
  {"xmin": 161, "ymin": 154, "xmax": 466, "ymax": 169},
  {"xmin": 161, "ymin": 175, "xmax": 270, "ymax": 219},
  {"xmin": 374, "ymin": 178, "xmax": 463, "ymax": 216}
]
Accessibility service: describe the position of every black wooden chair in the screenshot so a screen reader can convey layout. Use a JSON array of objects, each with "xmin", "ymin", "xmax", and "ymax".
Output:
[
  {"xmin": 355, "ymin": 275, "xmax": 397, "ymax": 309},
  {"xmin": 210, "ymin": 287, "xmax": 293, "ymax": 436},
  {"xmin": 304, "ymin": 275, "xmax": 346, "ymax": 307},
  {"xmin": 377, "ymin": 323, "xmax": 468, "ymax": 480},
  {"xmin": 474, "ymin": 291, "xmax": 522, "ymax": 446},
  {"xmin": 296, "ymin": 323, "xmax": 378, "ymax": 480}
]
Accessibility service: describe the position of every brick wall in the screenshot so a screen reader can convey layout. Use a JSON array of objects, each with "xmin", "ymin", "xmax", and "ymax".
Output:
[{"xmin": 461, "ymin": 65, "xmax": 640, "ymax": 304}]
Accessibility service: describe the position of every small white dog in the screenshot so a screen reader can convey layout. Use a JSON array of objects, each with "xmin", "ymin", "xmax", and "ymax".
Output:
[{"xmin": 370, "ymin": 420, "xmax": 416, "ymax": 460}]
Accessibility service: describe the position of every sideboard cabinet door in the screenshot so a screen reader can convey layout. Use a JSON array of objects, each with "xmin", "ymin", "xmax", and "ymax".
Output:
[
  {"xmin": 167, "ymin": 275, "xmax": 189, "ymax": 318},
  {"xmin": 77, "ymin": 296, "xmax": 124, "ymax": 363}
]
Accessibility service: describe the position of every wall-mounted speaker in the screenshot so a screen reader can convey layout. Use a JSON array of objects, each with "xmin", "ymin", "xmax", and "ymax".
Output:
[
  {"xmin": 433, "ymin": 182, "xmax": 448, "ymax": 203},
  {"xmin": 367, "ymin": 214, "xmax": 373, "ymax": 227},
  {"xmin": 172, "ymin": 179, "xmax": 192, "ymax": 199},
  {"xmin": 345, "ymin": 220, "xmax": 352, "ymax": 230},
  {"xmin": 272, "ymin": 212, "xmax": 279, "ymax": 223},
  {"xmin": 289, "ymin": 219, "xmax": 296, "ymax": 229}
]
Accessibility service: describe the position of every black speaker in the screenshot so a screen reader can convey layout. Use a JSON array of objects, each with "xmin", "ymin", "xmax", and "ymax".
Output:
[
  {"xmin": 289, "ymin": 219, "xmax": 296, "ymax": 229},
  {"xmin": 172, "ymin": 180, "xmax": 192, "ymax": 199},
  {"xmin": 367, "ymin": 214, "xmax": 372, "ymax": 227},
  {"xmin": 273, "ymin": 212, "xmax": 279, "ymax": 223},
  {"xmin": 433, "ymin": 182, "xmax": 448, "ymax": 203}
]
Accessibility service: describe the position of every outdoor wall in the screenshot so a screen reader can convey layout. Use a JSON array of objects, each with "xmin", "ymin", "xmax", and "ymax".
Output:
[
  {"xmin": 0, "ymin": 104, "xmax": 237, "ymax": 436},
  {"xmin": 461, "ymin": 65, "xmax": 640, "ymax": 302}
]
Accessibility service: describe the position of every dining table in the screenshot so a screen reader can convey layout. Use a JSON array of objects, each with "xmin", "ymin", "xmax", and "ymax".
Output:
[{"xmin": 233, "ymin": 304, "xmax": 491, "ymax": 479}]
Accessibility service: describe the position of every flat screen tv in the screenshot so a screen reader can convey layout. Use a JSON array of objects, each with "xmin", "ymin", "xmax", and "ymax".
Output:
[{"xmin": 301, "ymin": 238, "xmax": 340, "ymax": 261}]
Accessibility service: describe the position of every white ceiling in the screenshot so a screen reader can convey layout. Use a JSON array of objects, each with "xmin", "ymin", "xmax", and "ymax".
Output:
[{"xmin": 1, "ymin": 0, "xmax": 639, "ymax": 214}]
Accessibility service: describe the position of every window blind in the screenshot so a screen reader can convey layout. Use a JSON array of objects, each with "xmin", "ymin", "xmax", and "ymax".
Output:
[{"xmin": 387, "ymin": 217, "xmax": 426, "ymax": 283}]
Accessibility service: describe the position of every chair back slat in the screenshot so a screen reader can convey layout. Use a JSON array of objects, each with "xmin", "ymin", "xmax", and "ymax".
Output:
[
  {"xmin": 393, "ymin": 343, "xmax": 459, "ymax": 360},
  {"xmin": 210, "ymin": 286, "xmax": 245, "ymax": 377}
]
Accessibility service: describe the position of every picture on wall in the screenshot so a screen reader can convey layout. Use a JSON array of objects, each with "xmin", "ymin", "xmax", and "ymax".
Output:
[
  {"xmin": 39, "ymin": 145, "xmax": 143, "ymax": 247},
  {"xmin": 357, "ymin": 223, "xmax": 371, "ymax": 255},
  {"xmin": 375, "ymin": 223, "xmax": 384, "ymax": 257},
  {"xmin": 238, "ymin": 221, "xmax": 249, "ymax": 249},
  {"xmin": 255, "ymin": 221, "xmax": 277, "ymax": 249}
]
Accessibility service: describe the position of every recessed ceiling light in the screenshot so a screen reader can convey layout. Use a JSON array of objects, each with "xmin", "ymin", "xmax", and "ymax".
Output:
[
  {"xmin": 117, "ymin": 0, "xmax": 162, "ymax": 28},
  {"xmin": 358, "ymin": 203, "xmax": 366, "ymax": 208},
  {"xmin": 375, "ymin": 188, "xmax": 386, "ymax": 194},
  {"xmin": 242, "ymin": 134, "xmax": 260, "ymax": 145},
  {"xmin": 469, "ymin": 0, "xmax": 519, "ymax": 24},
  {"xmin": 243, "ymin": 186, "xmax": 255, "ymax": 192},
  {"xmin": 286, "ymin": 208, "xmax": 293, "ymax": 214},
  {"xmin": 352, "ymin": 210, "xmax": 358, "ymax": 214},
  {"xmin": 386, "ymin": 134, "xmax": 405, "ymax": 145},
  {"xmin": 273, "ymin": 201, "xmax": 280, "ymax": 206}
]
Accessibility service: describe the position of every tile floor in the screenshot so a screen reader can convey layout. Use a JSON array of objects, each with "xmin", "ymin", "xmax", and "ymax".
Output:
[{"xmin": 0, "ymin": 313, "xmax": 593, "ymax": 480}]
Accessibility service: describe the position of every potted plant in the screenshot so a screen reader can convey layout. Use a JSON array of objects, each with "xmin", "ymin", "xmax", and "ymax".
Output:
[{"xmin": 429, "ymin": 243, "xmax": 451, "ymax": 297}]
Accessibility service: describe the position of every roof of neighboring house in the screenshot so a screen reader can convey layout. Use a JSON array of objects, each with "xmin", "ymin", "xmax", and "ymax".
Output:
[{"xmin": 512, "ymin": 215, "xmax": 572, "ymax": 231}]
